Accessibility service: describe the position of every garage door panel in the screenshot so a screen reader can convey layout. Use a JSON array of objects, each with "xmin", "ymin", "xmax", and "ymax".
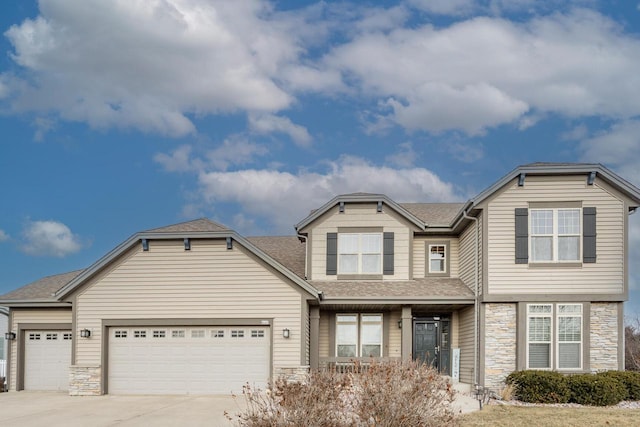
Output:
[
  {"xmin": 24, "ymin": 330, "xmax": 72, "ymax": 391},
  {"xmin": 108, "ymin": 326, "xmax": 270, "ymax": 395}
]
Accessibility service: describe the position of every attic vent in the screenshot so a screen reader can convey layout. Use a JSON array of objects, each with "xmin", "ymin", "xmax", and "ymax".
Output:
[
  {"xmin": 588, "ymin": 171, "xmax": 596, "ymax": 185},
  {"xmin": 377, "ymin": 201, "xmax": 383, "ymax": 212},
  {"xmin": 339, "ymin": 202, "xmax": 345, "ymax": 213},
  {"xmin": 226, "ymin": 237, "xmax": 233, "ymax": 250},
  {"xmin": 518, "ymin": 173, "xmax": 526, "ymax": 187},
  {"xmin": 142, "ymin": 239, "xmax": 149, "ymax": 251},
  {"xmin": 184, "ymin": 238, "xmax": 191, "ymax": 250}
]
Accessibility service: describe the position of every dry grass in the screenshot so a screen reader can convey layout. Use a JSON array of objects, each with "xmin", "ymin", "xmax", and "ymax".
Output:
[{"xmin": 458, "ymin": 405, "xmax": 640, "ymax": 426}]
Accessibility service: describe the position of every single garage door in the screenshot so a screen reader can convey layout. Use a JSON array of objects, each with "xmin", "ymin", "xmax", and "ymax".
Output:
[
  {"xmin": 24, "ymin": 331, "xmax": 72, "ymax": 391},
  {"xmin": 108, "ymin": 326, "xmax": 270, "ymax": 394}
]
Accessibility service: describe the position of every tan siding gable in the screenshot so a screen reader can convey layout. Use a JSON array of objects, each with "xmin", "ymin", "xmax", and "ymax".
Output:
[
  {"xmin": 75, "ymin": 239, "xmax": 305, "ymax": 378},
  {"xmin": 309, "ymin": 203, "xmax": 414, "ymax": 280},
  {"xmin": 487, "ymin": 176, "xmax": 625, "ymax": 294},
  {"xmin": 459, "ymin": 213, "xmax": 481, "ymax": 295}
]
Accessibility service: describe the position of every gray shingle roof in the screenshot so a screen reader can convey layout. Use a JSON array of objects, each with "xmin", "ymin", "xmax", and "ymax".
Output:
[
  {"xmin": 247, "ymin": 236, "xmax": 306, "ymax": 279},
  {"xmin": 400, "ymin": 203, "xmax": 465, "ymax": 225},
  {"xmin": 310, "ymin": 278, "xmax": 474, "ymax": 299},
  {"xmin": 145, "ymin": 218, "xmax": 228, "ymax": 233},
  {"xmin": 0, "ymin": 270, "xmax": 84, "ymax": 301}
]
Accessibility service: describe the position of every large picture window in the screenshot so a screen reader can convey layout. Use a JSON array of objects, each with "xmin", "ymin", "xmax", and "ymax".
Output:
[
  {"xmin": 530, "ymin": 208, "xmax": 581, "ymax": 262},
  {"xmin": 336, "ymin": 314, "xmax": 382, "ymax": 357},
  {"xmin": 338, "ymin": 233, "xmax": 382, "ymax": 274},
  {"xmin": 526, "ymin": 303, "xmax": 583, "ymax": 370}
]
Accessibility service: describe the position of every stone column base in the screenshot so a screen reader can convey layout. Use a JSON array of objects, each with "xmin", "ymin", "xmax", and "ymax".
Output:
[{"xmin": 69, "ymin": 365, "xmax": 101, "ymax": 396}]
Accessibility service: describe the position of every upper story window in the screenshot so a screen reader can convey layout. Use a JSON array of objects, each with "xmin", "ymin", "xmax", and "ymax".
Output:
[
  {"xmin": 338, "ymin": 233, "xmax": 382, "ymax": 274},
  {"xmin": 429, "ymin": 245, "xmax": 446, "ymax": 273},
  {"xmin": 530, "ymin": 208, "xmax": 581, "ymax": 262}
]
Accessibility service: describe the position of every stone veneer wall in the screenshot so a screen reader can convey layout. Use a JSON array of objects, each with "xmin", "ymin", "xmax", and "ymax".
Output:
[
  {"xmin": 69, "ymin": 365, "xmax": 101, "ymax": 396},
  {"xmin": 590, "ymin": 303, "xmax": 619, "ymax": 372},
  {"xmin": 277, "ymin": 366, "xmax": 310, "ymax": 383},
  {"xmin": 483, "ymin": 303, "xmax": 516, "ymax": 391}
]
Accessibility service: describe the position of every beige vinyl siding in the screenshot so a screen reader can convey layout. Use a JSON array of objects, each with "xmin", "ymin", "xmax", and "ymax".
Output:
[
  {"xmin": 74, "ymin": 239, "xmax": 306, "ymax": 378},
  {"xmin": 459, "ymin": 213, "xmax": 482, "ymax": 294},
  {"xmin": 388, "ymin": 310, "xmax": 402, "ymax": 358},
  {"xmin": 308, "ymin": 204, "xmax": 414, "ymax": 280},
  {"xmin": 8, "ymin": 308, "xmax": 72, "ymax": 391},
  {"xmin": 458, "ymin": 306, "xmax": 475, "ymax": 384},
  {"xmin": 319, "ymin": 311, "xmax": 330, "ymax": 358},
  {"xmin": 303, "ymin": 302, "xmax": 310, "ymax": 365},
  {"xmin": 413, "ymin": 236, "xmax": 460, "ymax": 278},
  {"xmin": 487, "ymin": 176, "xmax": 625, "ymax": 294}
]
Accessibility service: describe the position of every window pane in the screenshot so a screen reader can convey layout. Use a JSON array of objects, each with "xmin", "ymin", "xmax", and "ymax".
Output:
[
  {"xmin": 558, "ymin": 209, "xmax": 580, "ymax": 234},
  {"xmin": 529, "ymin": 305, "xmax": 552, "ymax": 314},
  {"xmin": 362, "ymin": 314, "xmax": 382, "ymax": 323},
  {"xmin": 558, "ymin": 317, "xmax": 581, "ymax": 342},
  {"xmin": 337, "ymin": 345, "xmax": 357, "ymax": 357},
  {"xmin": 361, "ymin": 323, "xmax": 381, "ymax": 345},
  {"xmin": 559, "ymin": 343, "xmax": 581, "ymax": 369},
  {"xmin": 430, "ymin": 259, "xmax": 445, "ymax": 272},
  {"xmin": 339, "ymin": 254, "xmax": 358, "ymax": 273},
  {"xmin": 337, "ymin": 315, "xmax": 358, "ymax": 322},
  {"xmin": 338, "ymin": 234, "xmax": 359, "ymax": 253},
  {"xmin": 336, "ymin": 323, "xmax": 357, "ymax": 345},
  {"xmin": 531, "ymin": 236, "xmax": 553, "ymax": 261},
  {"xmin": 531, "ymin": 210, "xmax": 553, "ymax": 234},
  {"xmin": 529, "ymin": 343, "xmax": 551, "ymax": 368},
  {"xmin": 529, "ymin": 317, "xmax": 551, "ymax": 341},
  {"xmin": 361, "ymin": 234, "xmax": 381, "ymax": 253},
  {"xmin": 361, "ymin": 344, "xmax": 381, "ymax": 357},
  {"xmin": 361, "ymin": 254, "xmax": 381, "ymax": 273},
  {"xmin": 558, "ymin": 304, "xmax": 581, "ymax": 314},
  {"xmin": 558, "ymin": 236, "xmax": 579, "ymax": 261}
]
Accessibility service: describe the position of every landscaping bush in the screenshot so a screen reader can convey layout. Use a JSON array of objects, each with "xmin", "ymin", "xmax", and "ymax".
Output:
[
  {"xmin": 229, "ymin": 360, "xmax": 457, "ymax": 427},
  {"xmin": 567, "ymin": 373, "xmax": 627, "ymax": 406},
  {"xmin": 596, "ymin": 371, "xmax": 640, "ymax": 401},
  {"xmin": 505, "ymin": 370, "xmax": 570, "ymax": 404}
]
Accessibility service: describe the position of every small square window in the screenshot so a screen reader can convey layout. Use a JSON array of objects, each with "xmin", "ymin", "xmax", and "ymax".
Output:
[
  {"xmin": 172, "ymin": 330, "xmax": 185, "ymax": 338},
  {"xmin": 251, "ymin": 330, "xmax": 265, "ymax": 338},
  {"xmin": 115, "ymin": 330, "xmax": 128, "ymax": 338},
  {"xmin": 134, "ymin": 330, "xmax": 147, "ymax": 338},
  {"xmin": 231, "ymin": 330, "xmax": 244, "ymax": 338},
  {"xmin": 191, "ymin": 330, "xmax": 205, "ymax": 338},
  {"xmin": 212, "ymin": 330, "xmax": 224, "ymax": 338},
  {"xmin": 63, "ymin": 333, "xmax": 73, "ymax": 340},
  {"xmin": 29, "ymin": 333, "xmax": 41, "ymax": 340},
  {"xmin": 46, "ymin": 333, "xmax": 58, "ymax": 340},
  {"xmin": 153, "ymin": 330, "xmax": 166, "ymax": 338}
]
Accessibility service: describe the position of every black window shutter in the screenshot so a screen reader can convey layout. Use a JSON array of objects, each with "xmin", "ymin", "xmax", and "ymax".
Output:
[
  {"xmin": 383, "ymin": 232, "xmax": 394, "ymax": 275},
  {"xmin": 515, "ymin": 208, "xmax": 528, "ymax": 264},
  {"xmin": 326, "ymin": 233, "xmax": 337, "ymax": 275},
  {"xmin": 583, "ymin": 207, "xmax": 597, "ymax": 263}
]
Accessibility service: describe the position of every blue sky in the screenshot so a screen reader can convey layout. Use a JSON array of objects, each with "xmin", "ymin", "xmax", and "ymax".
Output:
[{"xmin": 1, "ymin": 0, "xmax": 640, "ymax": 317}]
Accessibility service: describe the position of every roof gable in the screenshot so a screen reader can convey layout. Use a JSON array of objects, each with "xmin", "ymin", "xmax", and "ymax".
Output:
[{"xmin": 0, "ymin": 269, "xmax": 84, "ymax": 303}]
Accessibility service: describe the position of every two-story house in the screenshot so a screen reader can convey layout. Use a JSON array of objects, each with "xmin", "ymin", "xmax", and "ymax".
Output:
[{"xmin": 1, "ymin": 163, "xmax": 639, "ymax": 395}]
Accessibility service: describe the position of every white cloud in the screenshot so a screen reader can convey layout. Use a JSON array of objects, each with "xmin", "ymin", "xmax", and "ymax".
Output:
[
  {"xmin": 447, "ymin": 142, "xmax": 484, "ymax": 163},
  {"xmin": 2, "ymin": 0, "xmax": 314, "ymax": 136},
  {"xmin": 21, "ymin": 220, "xmax": 82, "ymax": 257},
  {"xmin": 154, "ymin": 145, "xmax": 197, "ymax": 173},
  {"xmin": 0, "ymin": 229, "xmax": 9, "ymax": 241},
  {"xmin": 196, "ymin": 155, "xmax": 461, "ymax": 233},
  {"xmin": 561, "ymin": 124, "xmax": 589, "ymax": 141},
  {"xmin": 324, "ymin": 9, "xmax": 640, "ymax": 135},
  {"xmin": 408, "ymin": 0, "xmax": 477, "ymax": 16},
  {"xmin": 385, "ymin": 142, "xmax": 418, "ymax": 168},
  {"xmin": 248, "ymin": 113, "xmax": 312, "ymax": 147}
]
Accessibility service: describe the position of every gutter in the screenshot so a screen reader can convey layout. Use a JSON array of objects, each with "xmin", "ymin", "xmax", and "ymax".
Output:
[{"xmin": 462, "ymin": 207, "xmax": 480, "ymax": 387}]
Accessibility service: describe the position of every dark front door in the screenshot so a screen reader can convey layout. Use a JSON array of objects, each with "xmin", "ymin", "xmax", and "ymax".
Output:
[{"xmin": 413, "ymin": 321, "xmax": 439, "ymax": 370}]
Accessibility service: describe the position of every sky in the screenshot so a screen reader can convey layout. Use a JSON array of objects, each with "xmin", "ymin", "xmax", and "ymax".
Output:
[{"xmin": 1, "ymin": 0, "xmax": 640, "ymax": 318}]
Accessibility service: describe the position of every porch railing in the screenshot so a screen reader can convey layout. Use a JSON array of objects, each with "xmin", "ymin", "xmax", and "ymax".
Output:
[{"xmin": 318, "ymin": 357, "xmax": 401, "ymax": 373}]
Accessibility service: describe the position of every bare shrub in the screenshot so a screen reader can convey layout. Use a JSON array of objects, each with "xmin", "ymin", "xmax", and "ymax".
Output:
[
  {"xmin": 228, "ymin": 360, "xmax": 457, "ymax": 427},
  {"xmin": 499, "ymin": 383, "xmax": 515, "ymax": 401},
  {"xmin": 626, "ymin": 316, "xmax": 640, "ymax": 371}
]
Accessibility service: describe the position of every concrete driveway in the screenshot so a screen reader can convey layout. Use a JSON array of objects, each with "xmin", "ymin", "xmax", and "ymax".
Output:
[{"xmin": 0, "ymin": 392, "xmax": 242, "ymax": 427}]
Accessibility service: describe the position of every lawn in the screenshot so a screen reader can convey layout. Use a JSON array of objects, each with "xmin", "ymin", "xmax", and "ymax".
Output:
[{"xmin": 458, "ymin": 404, "xmax": 640, "ymax": 426}]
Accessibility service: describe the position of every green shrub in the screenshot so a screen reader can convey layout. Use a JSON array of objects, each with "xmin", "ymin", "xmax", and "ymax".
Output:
[
  {"xmin": 567, "ymin": 373, "xmax": 627, "ymax": 406},
  {"xmin": 597, "ymin": 371, "xmax": 640, "ymax": 401},
  {"xmin": 505, "ymin": 370, "xmax": 570, "ymax": 403}
]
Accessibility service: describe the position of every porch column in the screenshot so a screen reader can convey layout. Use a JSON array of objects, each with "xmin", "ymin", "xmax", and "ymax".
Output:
[
  {"xmin": 401, "ymin": 306, "xmax": 412, "ymax": 361},
  {"xmin": 310, "ymin": 306, "xmax": 320, "ymax": 370}
]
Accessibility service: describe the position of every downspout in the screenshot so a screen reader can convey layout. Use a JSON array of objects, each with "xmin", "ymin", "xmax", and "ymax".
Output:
[{"xmin": 463, "ymin": 207, "xmax": 479, "ymax": 387}]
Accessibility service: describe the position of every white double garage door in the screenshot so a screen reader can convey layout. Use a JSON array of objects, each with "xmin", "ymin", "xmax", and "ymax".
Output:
[{"xmin": 24, "ymin": 326, "xmax": 270, "ymax": 394}]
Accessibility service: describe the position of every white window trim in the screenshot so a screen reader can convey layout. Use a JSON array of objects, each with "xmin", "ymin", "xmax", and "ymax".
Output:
[
  {"xmin": 336, "ymin": 313, "xmax": 383, "ymax": 358},
  {"xmin": 526, "ymin": 303, "xmax": 584, "ymax": 371},
  {"xmin": 337, "ymin": 233, "xmax": 383, "ymax": 275},
  {"xmin": 557, "ymin": 304, "xmax": 583, "ymax": 370},
  {"xmin": 428, "ymin": 244, "xmax": 447, "ymax": 274},
  {"xmin": 529, "ymin": 208, "xmax": 582, "ymax": 263},
  {"xmin": 526, "ymin": 304, "xmax": 553, "ymax": 370}
]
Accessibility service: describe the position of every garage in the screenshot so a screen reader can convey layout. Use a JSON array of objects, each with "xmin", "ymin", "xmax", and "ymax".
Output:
[
  {"xmin": 108, "ymin": 326, "xmax": 270, "ymax": 394},
  {"xmin": 24, "ymin": 330, "xmax": 72, "ymax": 391}
]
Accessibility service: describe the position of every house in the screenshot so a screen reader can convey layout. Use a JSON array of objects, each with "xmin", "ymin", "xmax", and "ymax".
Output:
[
  {"xmin": 1, "ymin": 162, "xmax": 639, "ymax": 395},
  {"xmin": 1, "ymin": 306, "xmax": 7, "ymax": 388}
]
